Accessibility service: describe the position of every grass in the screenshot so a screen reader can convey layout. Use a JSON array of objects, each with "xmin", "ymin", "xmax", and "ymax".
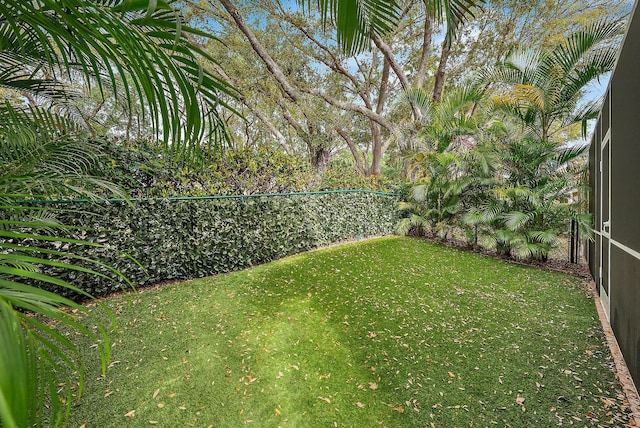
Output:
[{"xmin": 65, "ymin": 236, "xmax": 630, "ymax": 427}]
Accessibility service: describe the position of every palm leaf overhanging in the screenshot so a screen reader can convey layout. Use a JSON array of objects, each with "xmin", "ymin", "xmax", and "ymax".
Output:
[
  {"xmin": 1, "ymin": 0, "xmax": 235, "ymax": 155},
  {"xmin": 0, "ymin": 1, "xmax": 235, "ymax": 426},
  {"xmin": 300, "ymin": 0, "xmax": 483, "ymax": 55}
]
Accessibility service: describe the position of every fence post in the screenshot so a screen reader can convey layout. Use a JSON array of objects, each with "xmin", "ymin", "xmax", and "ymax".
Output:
[{"xmin": 569, "ymin": 219, "xmax": 576, "ymax": 264}]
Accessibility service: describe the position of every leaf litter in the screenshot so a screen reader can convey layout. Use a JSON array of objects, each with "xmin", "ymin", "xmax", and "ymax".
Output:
[{"xmin": 66, "ymin": 237, "xmax": 634, "ymax": 427}]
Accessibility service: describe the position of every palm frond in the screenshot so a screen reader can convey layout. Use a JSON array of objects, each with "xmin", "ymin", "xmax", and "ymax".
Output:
[
  {"xmin": 527, "ymin": 229, "xmax": 559, "ymax": 246},
  {"xmin": 1, "ymin": 0, "xmax": 235, "ymax": 156},
  {"xmin": 511, "ymin": 240, "xmax": 551, "ymax": 260},
  {"xmin": 574, "ymin": 212, "xmax": 595, "ymax": 241},
  {"xmin": 551, "ymin": 20, "xmax": 624, "ymax": 77},
  {"xmin": 433, "ymin": 0, "xmax": 483, "ymax": 45},
  {"xmin": 503, "ymin": 210, "xmax": 536, "ymax": 231},
  {"xmin": 299, "ymin": 0, "xmax": 401, "ymax": 55},
  {"xmin": 403, "ymin": 88, "xmax": 433, "ymax": 123},
  {"xmin": 554, "ymin": 144, "xmax": 587, "ymax": 166}
]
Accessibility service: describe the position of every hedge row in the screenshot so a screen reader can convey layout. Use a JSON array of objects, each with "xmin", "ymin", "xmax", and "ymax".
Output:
[{"xmin": 38, "ymin": 191, "xmax": 398, "ymax": 298}]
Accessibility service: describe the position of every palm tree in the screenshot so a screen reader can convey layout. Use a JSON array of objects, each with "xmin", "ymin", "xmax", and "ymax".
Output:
[
  {"xmin": 472, "ymin": 20, "xmax": 623, "ymax": 260},
  {"xmin": 466, "ymin": 138, "xmax": 589, "ymax": 260},
  {"xmin": 482, "ymin": 20, "xmax": 623, "ymax": 143},
  {"xmin": 396, "ymin": 151, "xmax": 476, "ymax": 239},
  {"xmin": 0, "ymin": 1, "xmax": 234, "ymax": 426}
]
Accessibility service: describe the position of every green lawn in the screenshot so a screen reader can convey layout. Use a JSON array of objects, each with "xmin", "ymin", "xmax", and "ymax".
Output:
[{"xmin": 66, "ymin": 236, "xmax": 630, "ymax": 427}]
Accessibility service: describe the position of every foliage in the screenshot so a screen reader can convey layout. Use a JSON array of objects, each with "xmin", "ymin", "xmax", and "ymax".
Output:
[
  {"xmin": 301, "ymin": 0, "xmax": 482, "ymax": 55},
  {"xmin": 398, "ymin": 21, "xmax": 617, "ymax": 261},
  {"xmin": 319, "ymin": 161, "xmax": 400, "ymax": 193},
  {"xmin": 30, "ymin": 192, "xmax": 398, "ymax": 298},
  {"xmin": 398, "ymin": 138, "xmax": 588, "ymax": 260},
  {"xmin": 94, "ymin": 140, "xmax": 317, "ymax": 197},
  {"xmin": 482, "ymin": 20, "xmax": 623, "ymax": 143},
  {"xmin": 396, "ymin": 152, "xmax": 474, "ymax": 239},
  {"xmin": 402, "ymin": 85, "xmax": 484, "ymax": 154},
  {"xmin": 1, "ymin": 0, "xmax": 233, "ymax": 154},
  {"xmin": 0, "ymin": 1, "xmax": 234, "ymax": 426},
  {"xmin": 62, "ymin": 237, "xmax": 631, "ymax": 427},
  {"xmin": 94, "ymin": 140, "xmax": 405, "ymax": 196},
  {"xmin": 0, "ymin": 137, "xmax": 131, "ymax": 427},
  {"xmin": 483, "ymin": 139, "xmax": 588, "ymax": 260},
  {"xmin": 194, "ymin": 0, "xmax": 486, "ymax": 176}
]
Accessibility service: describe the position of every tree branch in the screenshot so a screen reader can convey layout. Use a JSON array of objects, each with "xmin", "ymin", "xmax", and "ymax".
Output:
[
  {"xmin": 372, "ymin": 36, "xmax": 410, "ymax": 91},
  {"xmin": 218, "ymin": 0, "xmax": 299, "ymax": 102},
  {"xmin": 208, "ymin": 61, "xmax": 292, "ymax": 153},
  {"xmin": 301, "ymin": 87, "xmax": 397, "ymax": 133},
  {"xmin": 377, "ymin": 58, "xmax": 390, "ymax": 115},
  {"xmin": 432, "ymin": 37, "xmax": 452, "ymax": 102},
  {"xmin": 280, "ymin": 15, "xmax": 372, "ymax": 107},
  {"xmin": 336, "ymin": 128, "xmax": 366, "ymax": 175}
]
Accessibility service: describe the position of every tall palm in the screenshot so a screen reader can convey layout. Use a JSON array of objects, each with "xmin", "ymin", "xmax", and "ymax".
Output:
[
  {"xmin": 482, "ymin": 20, "xmax": 623, "ymax": 143},
  {"xmin": 0, "ymin": 1, "xmax": 234, "ymax": 426}
]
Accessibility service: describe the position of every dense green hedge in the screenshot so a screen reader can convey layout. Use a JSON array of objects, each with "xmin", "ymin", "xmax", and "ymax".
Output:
[{"xmin": 36, "ymin": 191, "xmax": 398, "ymax": 298}]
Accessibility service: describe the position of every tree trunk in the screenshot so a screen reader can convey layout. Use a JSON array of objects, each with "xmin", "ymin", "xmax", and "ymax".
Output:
[
  {"xmin": 414, "ymin": 15, "xmax": 433, "ymax": 88},
  {"xmin": 369, "ymin": 121, "xmax": 383, "ymax": 176},
  {"xmin": 336, "ymin": 128, "xmax": 366, "ymax": 175},
  {"xmin": 432, "ymin": 38, "xmax": 452, "ymax": 103},
  {"xmin": 309, "ymin": 144, "xmax": 331, "ymax": 173}
]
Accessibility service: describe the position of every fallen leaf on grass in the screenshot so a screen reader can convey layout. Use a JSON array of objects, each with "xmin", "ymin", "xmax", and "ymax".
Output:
[
  {"xmin": 125, "ymin": 410, "xmax": 135, "ymax": 417},
  {"xmin": 153, "ymin": 389, "xmax": 160, "ymax": 399},
  {"xmin": 600, "ymin": 397, "xmax": 616, "ymax": 408},
  {"xmin": 275, "ymin": 408, "xmax": 282, "ymax": 416},
  {"xmin": 516, "ymin": 397, "xmax": 525, "ymax": 405},
  {"xmin": 318, "ymin": 397, "xmax": 331, "ymax": 403},
  {"xmin": 149, "ymin": 421, "xmax": 158, "ymax": 425},
  {"xmin": 356, "ymin": 402, "xmax": 366, "ymax": 408},
  {"xmin": 385, "ymin": 402, "xmax": 405, "ymax": 413},
  {"xmin": 157, "ymin": 403, "xmax": 164, "ymax": 408},
  {"xmin": 369, "ymin": 382, "xmax": 378, "ymax": 390},
  {"xmin": 167, "ymin": 393, "xmax": 176, "ymax": 399}
]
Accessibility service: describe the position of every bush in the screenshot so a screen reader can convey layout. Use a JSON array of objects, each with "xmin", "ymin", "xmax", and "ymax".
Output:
[
  {"xmin": 33, "ymin": 191, "xmax": 398, "ymax": 298},
  {"xmin": 95, "ymin": 140, "xmax": 316, "ymax": 197}
]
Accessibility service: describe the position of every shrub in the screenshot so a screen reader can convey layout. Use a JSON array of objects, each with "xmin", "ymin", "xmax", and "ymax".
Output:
[{"xmin": 95, "ymin": 140, "xmax": 316, "ymax": 197}]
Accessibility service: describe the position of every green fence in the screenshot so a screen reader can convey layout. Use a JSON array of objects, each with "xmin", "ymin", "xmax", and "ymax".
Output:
[{"xmin": 28, "ymin": 190, "xmax": 399, "ymax": 298}]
